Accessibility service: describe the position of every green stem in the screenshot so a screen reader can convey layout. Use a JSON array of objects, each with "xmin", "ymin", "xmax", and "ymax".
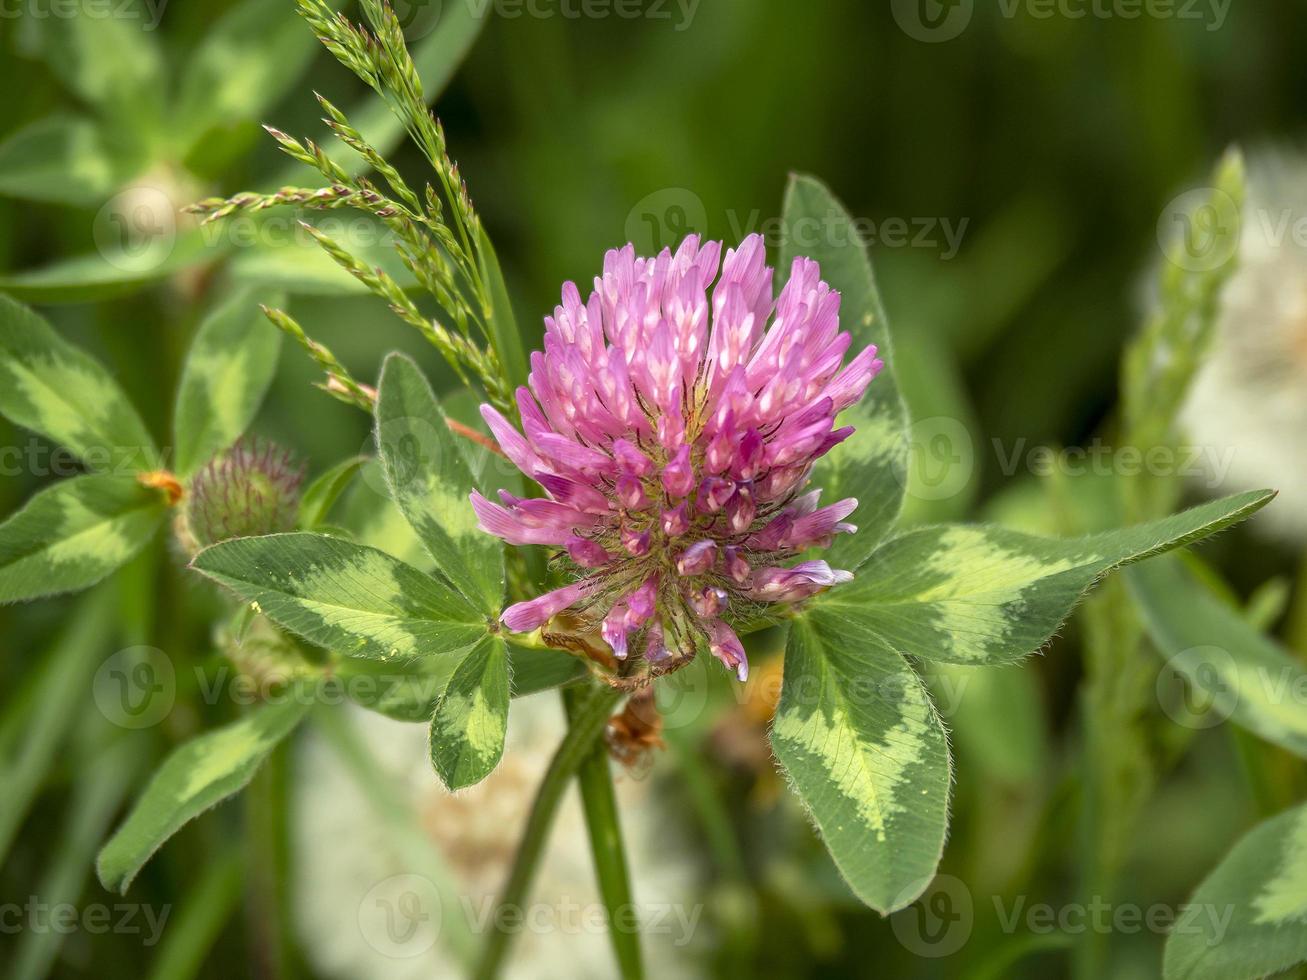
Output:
[
  {"xmin": 563, "ymin": 687, "xmax": 644, "ymax": 980},
  {"xmin": 1074, "ymin": 583, "xmax": 1143, "ymax": 980},
  {"xmin": 1074, "ymin": 697, "xmax": 1109, "ymax": 980},
  {"xmin": 244, "ymin": 742, "xmax": 300, "ymax": 980},
  {"xmin": 474, "ymin": 682, "xmax": 624, "ymax": 980}
]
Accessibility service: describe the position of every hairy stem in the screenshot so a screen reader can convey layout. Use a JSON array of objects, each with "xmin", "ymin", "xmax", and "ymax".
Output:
[{"xmin": 564, "ymin": 686, "xmax": 644, "ymax": 980}]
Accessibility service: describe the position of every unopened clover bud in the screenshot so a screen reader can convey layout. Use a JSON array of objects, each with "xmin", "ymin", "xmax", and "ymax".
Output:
[
  {"xmin": 184, "ymin": 438, "xmax": 305, "ymax": 549},
  {"xmin": 216, "ymin": 611, "xmax": 318, "ymax": 694}
]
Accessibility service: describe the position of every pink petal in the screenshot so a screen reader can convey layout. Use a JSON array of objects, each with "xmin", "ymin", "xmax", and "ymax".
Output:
[{"xmin": 501, "ymin": 582, "xmax": 587, "ymax": 632}]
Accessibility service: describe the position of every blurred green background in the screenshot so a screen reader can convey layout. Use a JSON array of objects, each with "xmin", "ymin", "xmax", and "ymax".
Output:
[{"xmin": 2, "ymin": 1, "xmax": 1305, "ymax": 978}]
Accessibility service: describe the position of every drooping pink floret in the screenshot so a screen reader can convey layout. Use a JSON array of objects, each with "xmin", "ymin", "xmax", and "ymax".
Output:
[{"xmin": 472, "ymin": 234, "xmax": 883, "ymax": 682}]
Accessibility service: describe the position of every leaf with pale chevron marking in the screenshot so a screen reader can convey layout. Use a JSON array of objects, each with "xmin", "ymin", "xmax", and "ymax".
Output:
[
  {"xmin": 191, "ymin": 533, "xmax": 486, "ymax": 662},
  {"xmin": 815, "ymin": 490, "xmax": 1274, "ymax": 666},
  {"xmin": 338, "ymin": 459, "xmax": 434, "ymax": 571},
  {"xmin": 782, "ymin": 174, "xmax": 909, "ymax": 567},
  {"xmin": 173, "ymin": 289, "xmax": 283, "ymax": 477},
  {"xmin": 0, "ymin": 474, "xmax": 167, "ymax": 603},
  {"xmin": 96, "ymin": 696, "xmax": 310, "ymax": 894},
  {"xmin": 429, "ymin": 634, "xmax": 510, "ymax": 790},
  {"xmin": 375, "ymin": 352, "xmax": 504, "ymax": 615},
  {"xmin": 0, "ymin": 294, "xmax": 156, "ymax": 469},
  {"xmin": 1128, "ymin": 556, "xmax": 1307, "ymax": 759},
  {"xmin": 771, "ymin": 610, "xmax": 951, "ymax": 914},
  {"xmin": 1163, "ymin": 802, "xmax": 1307, "ymax": 980}
]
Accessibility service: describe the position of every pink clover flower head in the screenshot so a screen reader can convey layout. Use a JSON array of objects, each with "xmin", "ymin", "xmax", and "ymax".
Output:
[{"xmin": 473, "ymin": 233, "xmax": 883, "ymax": 682}]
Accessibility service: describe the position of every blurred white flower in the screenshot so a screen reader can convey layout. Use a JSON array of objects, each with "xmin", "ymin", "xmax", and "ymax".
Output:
[
  {"xmin": 293, "ymin": 693, "xmax": 707, "ymax": 980},
  {"xmin": 1182, "ymin": 152, "xmax": 1307, "ymax": 541}
]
